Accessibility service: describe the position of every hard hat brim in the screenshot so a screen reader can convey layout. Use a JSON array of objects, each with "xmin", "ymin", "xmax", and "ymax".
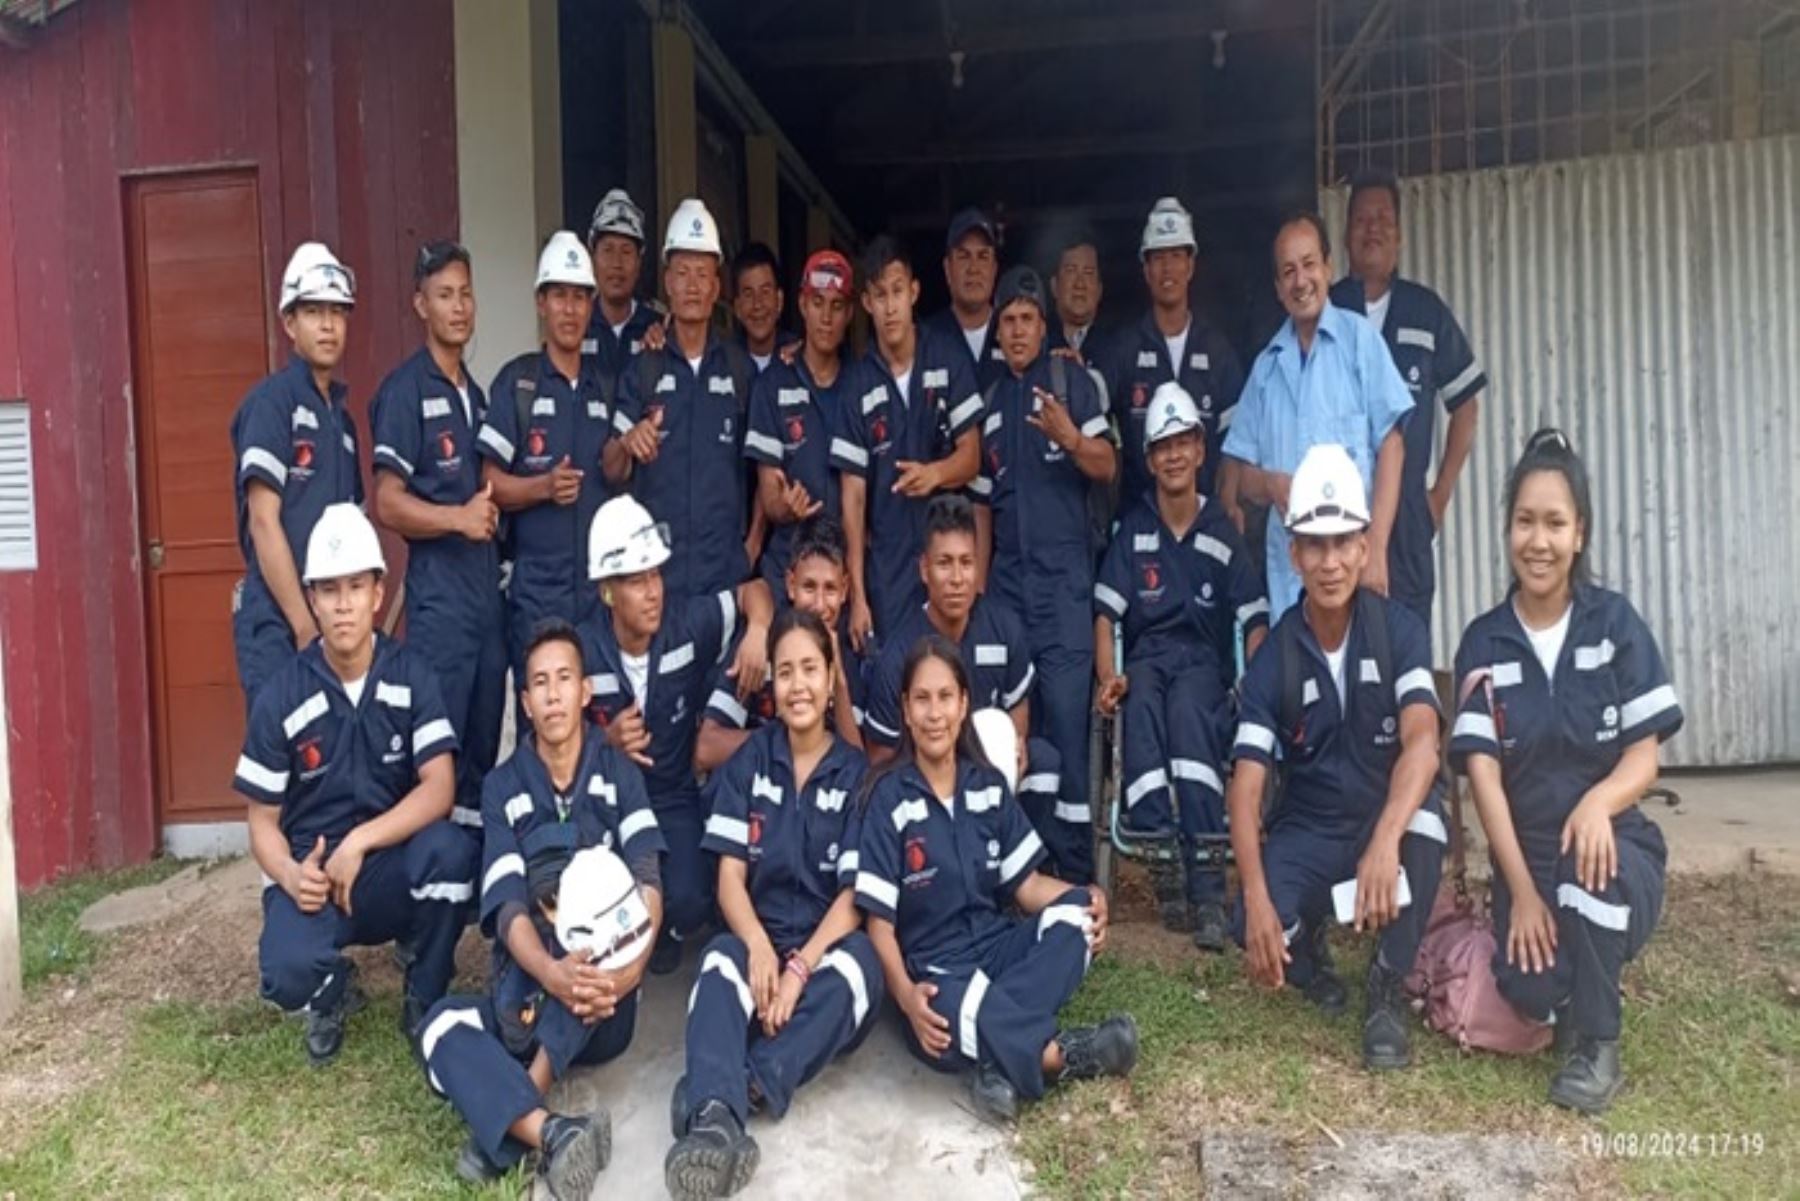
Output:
[
  {"xmin": 1286, "ymin": 513, "xmax": 1370, "ymax": 536},
  {"xmin": 1144, "ymin": 418, "xmax": 1203, "ymax": 452}
]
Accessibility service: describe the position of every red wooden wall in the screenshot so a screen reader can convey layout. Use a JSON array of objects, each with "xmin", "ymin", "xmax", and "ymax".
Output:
[{"xmin": 0, "ymin": 0, "xmax": 458, "ymax": 887}]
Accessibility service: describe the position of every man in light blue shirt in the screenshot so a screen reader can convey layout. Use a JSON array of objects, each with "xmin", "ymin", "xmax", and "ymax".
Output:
[{"xmin": 1222, "ymin": 213, "xmax": 1413, "ymax": 618}]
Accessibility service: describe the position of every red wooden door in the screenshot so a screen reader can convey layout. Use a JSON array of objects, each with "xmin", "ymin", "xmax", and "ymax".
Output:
[{"xmin": 125, "ymin": 170, "xmax": 269, "ymax": 824}]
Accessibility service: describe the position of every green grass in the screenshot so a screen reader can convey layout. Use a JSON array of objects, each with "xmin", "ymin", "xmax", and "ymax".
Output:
[
  {"xmin": 1, "ymin": 867, "xmax": 1793, "ymax": 1198},
  {"xmin": 0, "ymin": 994, "xmax": 515, "ymax": 1199},
  {"xmin": 19, "ymin": 858, "xmax": 189, "ymax": 987},
  {"xmin": 1019, "ymin": 873, "xmax": 1800, "ymax": 1198}
]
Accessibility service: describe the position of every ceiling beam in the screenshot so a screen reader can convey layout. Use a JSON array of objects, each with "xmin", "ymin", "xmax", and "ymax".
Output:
[
  {"xmin": 835, "ymin": 120, "xmax": 1316, "ymax": 168},
  {"xmin": 739, "ymin": 6, "xmax": 1311, "ymax": 70}
]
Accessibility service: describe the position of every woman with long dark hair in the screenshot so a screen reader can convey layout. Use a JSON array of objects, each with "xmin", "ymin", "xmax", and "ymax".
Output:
[
  {"xmin": 855, "ymin": 635, "xmax": 1137, "ymax": 1122},
  {"xmin": 667, "ymin": 609, "xmax": 880, "ymax": 1199},
  {"xmin": 1449, "ymin": 429, "xmax": 1682, "ymax": 1114}
]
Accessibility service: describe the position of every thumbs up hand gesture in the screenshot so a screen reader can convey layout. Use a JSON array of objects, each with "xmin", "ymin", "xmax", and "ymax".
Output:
[
  {"xmin": 290, "ymin": 836, "xmax": 332, "ymax": 913},
  {"xmin": 462, "ymin": 480, "xmax": 499, "ymax": 541}
]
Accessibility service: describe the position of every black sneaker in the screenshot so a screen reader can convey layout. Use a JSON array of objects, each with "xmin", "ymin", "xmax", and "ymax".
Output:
[
  {"xmin": 304, "ymin": 971, "xmax": 367, "ymax": 1067},
  {"xmin": 663, "ymin": 1098, "xmax": 760, "ymax": 1200},
  {"xmin": 967, "ymin": 1062, "xmax": 1019, "ymax": 1124},
  {"xmin": 1548, "ymin": 1038, "xmax": 1624, "ymax": 1115},
  {"xmin": 669, "ymin": 1073, "xmax": 691, "ymax": 1139},
  {"xmin": 454, "ymin": 1135, "xmax": 503, "ymax": 1185},
  {"xmin": 1192, "ymin": 902, "xmax": 1229, "ymax": 953},
  {"xmin": 537, "ymin": 1111, "xmax": 612, "ymax": 1201},
  {"xmin": 1057, "ymin": 1014, "xmax": 1140, "ymax": 1081},
  {"xmin": 650, "ymin": 932, "xmax": 685, "ymax": 976},
  {"xmin": 1361, "ymin": 959, "xmax": 1411, "ymax": 1071}
]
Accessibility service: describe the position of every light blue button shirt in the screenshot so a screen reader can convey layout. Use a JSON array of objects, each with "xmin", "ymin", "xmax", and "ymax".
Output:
[{"xmin": 1223, "ymin": 302, "xmax": 1414, "ymax": 618}]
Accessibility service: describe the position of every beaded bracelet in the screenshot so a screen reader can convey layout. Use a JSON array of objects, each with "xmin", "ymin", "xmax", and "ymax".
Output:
[{"xmin": 784, "ymin": 952, "xmax": 811, "ymax": 983}]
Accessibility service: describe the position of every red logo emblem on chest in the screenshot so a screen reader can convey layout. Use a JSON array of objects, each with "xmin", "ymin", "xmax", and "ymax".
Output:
[
  {"xmin": 298, "ymin": 737, "xmax": 324, "ymax": 772},
  {"xmin": 869, "ymin": 415, "xmax": 889, "ymax": 445},
  {"xmin": 748, "ymin": 810, "xmax": 765, "ymax": 847},
  {"xmin": 437, "ymin": 430, "xmax": 457, "ymax": 461},
  {"xmin": 905, "ymin": 837, "xmax": 928, "ymax": 874},
  {"xmin": 1131, "ymin": 383, "xmax": 1149, "ymax": 410},
  {"xmin": 756, "ymin": 687, "xmax": 777, "ymax": 720},
  {"xmin": 293, "ymin": 440, "xmax": 315, "ymax": 469},
  {"xmin": 1142, "ymin": 562, "xmax": 1161, "ymax": 591},
  {"xmin": 784, "ymin": 416, "xmax": 806, "ymax": 444},
  {"xmin": 527, "ymin": 428, "xmax": 547, "ymax": 457}
]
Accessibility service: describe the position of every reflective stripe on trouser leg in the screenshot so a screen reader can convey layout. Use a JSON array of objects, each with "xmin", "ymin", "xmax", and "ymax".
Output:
[
  {"xmin": 1119, "ymin": 657, "xmax": 1174, "ymax": 833},
  {"xmin": 683, "ymin": 934, "xmax": 757, "ymax": 1125},
  {"xmin": 400, "ymin": 821, "xmax": 480, "ymax": 1005},
  {"xmin": 419, "ymin": 996, "xmax": 544, "ymax": 1169},
  {"xmin": 1168, "ymin": 664, "xmax": 1231, "ymax": 906},
  {"xmin": 1017, "ymin": 738, "xmax": 1086, "ymax": 865},
  {"xmin": 928, "ymin": 889, "xmax": 1093, "ymax": 1100},
  {"xmin": 1488, "ymin": 872, "xmax": 1572, "ymax": 1023},
  {"xmin": 1554, "ymin": 832, "xmax": 1664, "ymax": 1041},
  {"xmin": 746, "ymin": 931, "xmax": 886, "ymax": 1119},
  {"xmin": 1374, "ymin": 800, "xmax": 1448, "ymax": 976},
  {"xmin": 1032, "ymin": 642, "xmax": 1094, "ymax": 882}
]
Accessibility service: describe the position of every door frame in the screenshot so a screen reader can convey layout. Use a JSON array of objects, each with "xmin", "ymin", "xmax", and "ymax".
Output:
[{"xmin": 123, "ymin": 166, "xmax": 268, "ymax": 829}]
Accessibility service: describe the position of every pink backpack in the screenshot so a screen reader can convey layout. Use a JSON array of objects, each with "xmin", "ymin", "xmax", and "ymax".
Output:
[
  {"xmin": 1402, "ymin": 668, "xmax": 1552, "ymax": 1055},
  {"xmin": 1405, "ymin": 889, "xmax": 1551, "ymax": 1054}
]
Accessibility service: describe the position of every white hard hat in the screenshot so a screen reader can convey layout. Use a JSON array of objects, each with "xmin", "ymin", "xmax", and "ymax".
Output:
[
  {"xmin": 279, "ymin": 242, "xmax": 356, "ymax": 313},
  {"xmin": 303, "ymin": 503, "xmax": 385, "ymax": 583},
  {"xmin": 1139, "ymin": 197, "xmax": 1198, "ymax": 259},
  {"xmin": 1143, "ymin": 381, "xmax": 1203, "ymax": 452},
  {"xmin": 554, "ymin": 845, "xmax": 655, "ymax": 972},
  {"xmin": 588, "ymin": 188, "xmax": 646, "ymax": 245},
  {"xmin": 662, "ymin": 197, "xmax": 722, "ymax": 262},
  {"xmin": 1286, "ymin": 444, "xmax": 1370, "ymax": 535},
  {"xmin": 589, "ymin": 495, "xmax": 672, "ymax": 582},
  {"xmin": 971, "ymin": 707, "xmax": 1019, "ymax": 795},
  {"xmin": 536, "ymin": 231, "xmax": 597, "ymax": 290}
]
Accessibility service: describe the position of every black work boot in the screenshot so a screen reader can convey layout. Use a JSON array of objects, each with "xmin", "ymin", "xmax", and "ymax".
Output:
[
  {"xmin": 1148, "ymin": 858, "xmax": 1192, "ymax": 933},
  {"xmin": 1057, "ymin": 1014, "xmax": 1140, "ymax": 1081},
  {"xmin": 398, "ymin": 992, "xmax": 428, "ymax": 1041},
  {"xmin": 304, "ymin": 968, "xmax": 366, "ymax": 1067},
  {"xmin": 968, "ymin": 1061, "xmax": 1019, "ymax": 1123},
  {"xmin": 1361, "ymin": 959, "xmax": 1412, "ymax": 1071},
  {"xmin": 454, "ymin": 1135, "xmax": 503, "ymax": 1185},
  {"xmin": 1549, "ymin": 1038, "xmax": 1624, "ymax": 1115},
  {"xmin": 1292, "ymin": 923, "xmax": 1347, "ymax": 1016},
  {"xmin": 537, "ymin": 1111, "xmax": 612, "ymax": 1201},
  {"xmin": 1192, "ymin": 902, "xmax": 1229, "ymax": 953},
  {"xmin": 664, "ymin": 1098, "xmax": 760, "ymax": 1200}
]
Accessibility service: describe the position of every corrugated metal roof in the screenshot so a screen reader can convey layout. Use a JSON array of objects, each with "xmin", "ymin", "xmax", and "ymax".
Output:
[{"xmin": 1323, "ymin": 134, "xmax": 1800, "ymax": 766}]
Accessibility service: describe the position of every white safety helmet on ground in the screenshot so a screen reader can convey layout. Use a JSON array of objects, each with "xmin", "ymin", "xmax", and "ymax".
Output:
[
  {"xmin": 554, "ymin": 846, "xmax": 655, "ymax": 972},
  {"xmin": 1143, "ymin": 381, "xmax": 1203, "ymax": 452},
  {"xmin": 588, "ymin": 495, "xmax": 672, "ymax": 582},
  {"xmin": 1139, "ymin": 197, "xmax": 1198, "ymax": 259},
  {"xmin": 279, "ymin": 242, "xmax": 356, "ymax": 313},
  {"xmin": 662, "ymin": 197, "xmax": 723, "ymax": 262},
  {"xmin": 588, "ymin": 188, "xmax": 647, "ymax": 245},
  {"xmin": 303, "ymin": 503, "xmax": 386, "ymax": 583},
  {"xmin": 971, "ymin": 707, "xmax": 1020, "ymax": 794},
  {"xmin": 536, "ymin": 230, "xmax": 597, "ymax": 291},
  {"xmin": 1286, "ymin": 444, "xmax": 1371, "ymax": 535}
]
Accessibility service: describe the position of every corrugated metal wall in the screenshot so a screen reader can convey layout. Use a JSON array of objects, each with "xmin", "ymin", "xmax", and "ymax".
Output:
[{"xmin": 1322, "ymin": 135, "xmax": 1800, "ymax": 766}]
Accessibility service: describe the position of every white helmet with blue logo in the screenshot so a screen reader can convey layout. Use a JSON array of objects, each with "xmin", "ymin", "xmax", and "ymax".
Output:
[
  {"xmin": 662, "ymin": 197, "xmax": 722, "ymax": 262},
  {"xmin": 536, "ymin": 230, "xmax": 597, "ymax": 290},
  {"xmin": 1143, "ymin": 381, "xmax": 1202, "ymax": 452},
  {"xmin": 1286, "ymin": 444, "xmax": 1370, "ymax": 535}
]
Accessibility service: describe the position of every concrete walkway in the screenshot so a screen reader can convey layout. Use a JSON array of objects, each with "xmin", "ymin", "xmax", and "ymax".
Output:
[{"xmin": 548, "ymin": 951, "xmax": 1021, "ymax": 1201}]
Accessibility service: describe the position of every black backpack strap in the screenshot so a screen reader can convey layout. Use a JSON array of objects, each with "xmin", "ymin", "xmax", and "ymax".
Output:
[
  {"xmin": 1049, "ymin": 352, "xmax": 1068, "ymax": 402},
  {"xmin": 1355, "ymin": 588, "xmax": 1394, "ymax": 710},
  {"xmin": 1276, "ymin": 611, "xmax": 1307, "ymax": 744},
  {"xmin": 512, "ymin": 368, "xmax": 538, "ymax": 458},
  {"xmin": 637, "ymin": 345, "xmax": 662, "ymax": 418}
]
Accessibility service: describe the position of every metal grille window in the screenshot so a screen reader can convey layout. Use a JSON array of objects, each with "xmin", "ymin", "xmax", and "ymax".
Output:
[
  {"xmin": 1319, "ymin": 0, "xmax": 1800, "ymax": 184},
  {"xmin": 0, "ymin": 401, "xmax": 37, "ymax": 571}
]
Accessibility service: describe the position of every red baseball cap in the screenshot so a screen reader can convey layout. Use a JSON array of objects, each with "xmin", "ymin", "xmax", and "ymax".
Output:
[{"xmin": 800, "ymin": 250, "xmax": 853, "ymax": 299}]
